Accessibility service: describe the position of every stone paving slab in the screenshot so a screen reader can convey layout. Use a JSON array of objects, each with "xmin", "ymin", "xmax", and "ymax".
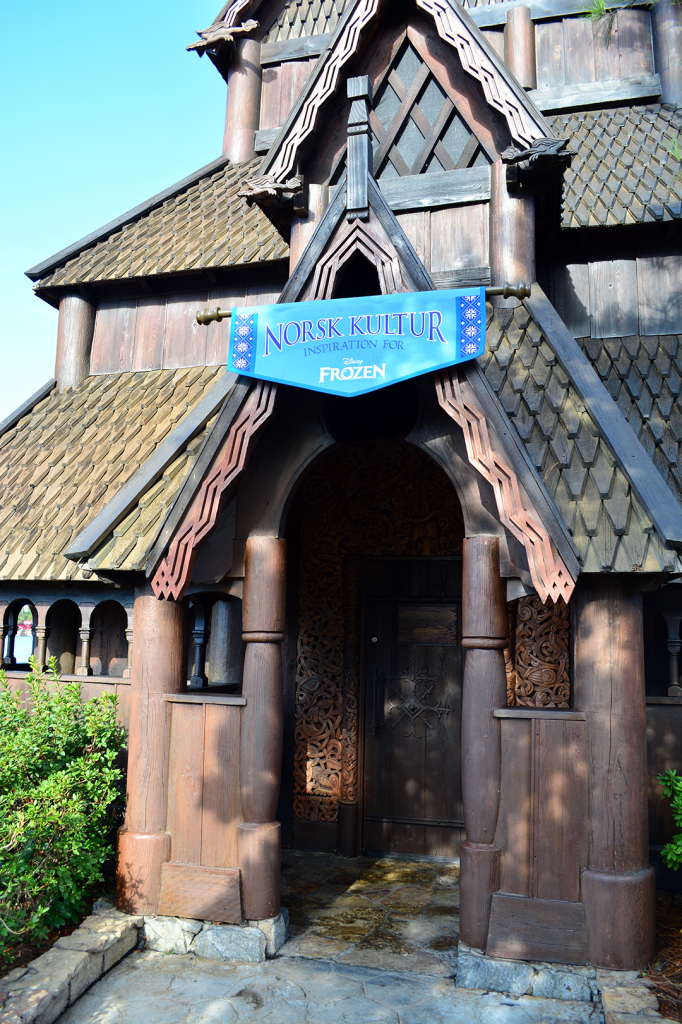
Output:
[{"xmin": 57, "ymin": 950, "xmax": 605, "ymax": 1023}]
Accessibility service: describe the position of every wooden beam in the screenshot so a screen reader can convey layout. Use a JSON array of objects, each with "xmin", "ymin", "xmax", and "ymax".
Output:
[
  {"xmin": 378, "ymin": 166, "xmax": 491, "ymax": 211},
  {"xmin": 0, "ymin": 379, "xmax": 55, "ymax": 439},
  {"xmin": 527, "ymin": 286, "xmax": 682, "ymax": 549},
  {"xmin": 65, "ymin": 371, "xmax": 240, "ymax": 560},
  {"xmin": 260, "ymin": 33, "xmax": 331, "ymax": 66},
  {"xmin": 530, "ymin": 74, "xmax": 662, "ymax": 112},
  {"xmin": 254, "ymin": 127, "xmax": 279, "ymax": 153},
  {"xmin": 432, "ymin": 267, "xmax": 491, "ymax": 289},
  {"xmin": 467, "ymin": 0, "xmax": 651, "ymax": 29}
]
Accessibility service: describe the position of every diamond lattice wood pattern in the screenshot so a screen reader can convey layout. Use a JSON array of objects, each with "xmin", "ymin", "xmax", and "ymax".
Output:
[{"xmin": 371, "ymin": 37, "xmax": 492, "ymax": 180}]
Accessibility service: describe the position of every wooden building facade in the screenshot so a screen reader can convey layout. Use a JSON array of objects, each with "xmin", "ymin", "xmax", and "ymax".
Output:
[{"xmin": 4, "ymin": 0, "xmax": 682, "ymax": 969}]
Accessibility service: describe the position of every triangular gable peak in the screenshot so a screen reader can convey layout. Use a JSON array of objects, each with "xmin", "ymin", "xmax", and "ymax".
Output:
[{"xmin": 256, "ymin": 0, "xmax": 556, "ymax": 188}]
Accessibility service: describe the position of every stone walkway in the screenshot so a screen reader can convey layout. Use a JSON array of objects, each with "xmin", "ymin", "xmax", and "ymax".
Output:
[
  {"xmin": 56, "ymin": 853, "xmax": 605, "ymax": 1022},
  {"xmin": 58, "ymin": 950, "xmax": 602, "ymax": 1023}
]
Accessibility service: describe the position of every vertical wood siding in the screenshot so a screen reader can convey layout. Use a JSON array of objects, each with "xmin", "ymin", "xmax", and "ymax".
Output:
[
  {"xmin": 535, "ymin": 12, "xmax": 653, "ymax": 91},
  {"xmin": 89, "ymin": 284, "xmax": 283, "ymax": 375},
  {"xmin": 551, "ymin": 253, "xmax": 682, "ymax": 339},
  {"xmin": 259, "ymin": 58, "xmax": 317, "ymax": 130},
  {"xmin": 396, "ymin": 202, "xmax": 489, "ymax": 274}
]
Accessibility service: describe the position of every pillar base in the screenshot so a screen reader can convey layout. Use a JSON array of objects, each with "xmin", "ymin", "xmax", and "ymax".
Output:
[
  {"xmin": 581, "ymin": 867, "xmax": 655, "ymax": 969},
  {"xmin": 238, "ymin": 822, "xmax": 281, "ymax": 921},
  {"xmin": 459, "ymin": 841, "xmax": 500, "ymax": 950},
  {"xmin": 337, "ymin": 801, "xmax": 359, "ymax": 858},
  {"xmin": 116, "ymin": 828, "xmax": 170, "ymax": 915}
]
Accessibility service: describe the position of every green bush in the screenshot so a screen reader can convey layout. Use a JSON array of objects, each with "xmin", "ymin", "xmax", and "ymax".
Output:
[
  {"xmin": 0, "ymin": 657, "xmax": 126, "ymax": 953},
  {"xmin": 659, "ymin": 768, "xmax": 682, "ymax": 870}
]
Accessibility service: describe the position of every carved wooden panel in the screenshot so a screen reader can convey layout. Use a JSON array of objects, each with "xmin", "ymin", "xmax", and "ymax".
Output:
[
  {"xmin": 514, "ymin": 595, "xmax": 570, "ymax": 708},
  {"xmin": 294, "ymin": 437, "xmax": 464, "ymax": 822},
  {"xmin": 505, "ymin": 599, "xmax": 517, "ymax": 707}
]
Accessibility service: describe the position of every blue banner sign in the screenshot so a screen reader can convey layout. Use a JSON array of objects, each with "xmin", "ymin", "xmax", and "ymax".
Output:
[{"xmin": 229, "ymin": 287, "xmax": 485, "ymax": 397}]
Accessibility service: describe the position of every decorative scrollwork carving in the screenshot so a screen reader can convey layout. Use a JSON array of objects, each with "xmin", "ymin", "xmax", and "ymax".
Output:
[
  {"xmin": 514, "ymin": 595, "xmax": 570, "ymax": 708},
  {"xmin": 505, "ymin": 600, "xmax": 517, "ymax": 707},
  {"xmin": 293, "ymin": 437, "xmax": 463, "ymax": 822}
]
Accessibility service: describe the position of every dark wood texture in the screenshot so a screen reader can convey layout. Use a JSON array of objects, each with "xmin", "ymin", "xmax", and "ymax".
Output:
[
  {"xmin": 459, "ymin": 536, "xmax": 507, "ymax": 950},
  {"xmin": 573, "ymin": 576, "xmax": 655, "ymax": 968},
  {"xmin": 223, "ymin": 37, "xmax": 262, "ymax": 163},
  {"xmin": 339, "ymin": 555, "xmax": 362, "ymax": 857},
  {"xmin": 89, "ymin": 600, "xmax": 128, "ymax": 677},
  {"xmin": 363, "ymin": 559, "xmax": 463, "ymax": 858},
  {"xmin": 117, "ymin": 583, "xmax": 185, "ymax": 915},
  {"xmin": 527, "ymin": 286, "xmax": 682, "ymax": 548},
  {"xmin": 158, "ymin": 863, "xmax": 241, "ymax": 923},
  {"xmin": 505, "ymin": 6, "xmax": 536, "ymax": 90},
  {"xmin": 66, "ymin": 371, "xmax": 239, "ymax": 560},
  {"xmin": 238, "ymin": 821, "xmax": 281, "ymax": 921},
  {"xmin": 55, "ymin": 293, "xmax": 95, "ymax": 392},
  {"xmin": 496, "ymin": 717, "xmax": 532, "ymax": 897},
  {"xmin": 487, "ymin": 894, "xmax": 588, "ymax": 964}
]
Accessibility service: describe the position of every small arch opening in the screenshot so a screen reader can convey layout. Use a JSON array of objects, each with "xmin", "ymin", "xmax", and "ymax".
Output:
[
  {"xmin": 90, "ymin": 601, "xmax": 128, "ymax": 677},
  {"xmin": 331, "ymin": 252, "xmax": 382, "ymax": 299},
  {"xmin": 46, "ymin": 599, "xmax": 81, "ymax": 675}
]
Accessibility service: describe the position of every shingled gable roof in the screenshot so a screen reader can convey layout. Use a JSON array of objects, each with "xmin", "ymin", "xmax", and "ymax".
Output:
[{"xmin": 256, "ymin": 0, "xmax": 557, "ymax": 187}]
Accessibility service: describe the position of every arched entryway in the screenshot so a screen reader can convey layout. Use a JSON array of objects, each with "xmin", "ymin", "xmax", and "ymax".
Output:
[{"xmin": 286, "ymin": 429, "xmax": 465, "ymax": 858}]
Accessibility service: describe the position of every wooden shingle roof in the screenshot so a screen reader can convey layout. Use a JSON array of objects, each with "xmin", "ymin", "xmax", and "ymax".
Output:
[
  {"xmin": 35, "ymin": 158, "xmax": 288, "ymax": 290},
  {"xmin": 549, "ymin": 104, "xmax": 682, "ymax": 228},
  {"xmin": 480, "ymin": 306, "xmax": 682, "ymax": 574},
  {"xmin": 0, "ymin": 367, "xmax": 225, "ymax": 581},
  {"xmin": 262, "ymin": 0, "xmax": 351, "ymax": 41}
]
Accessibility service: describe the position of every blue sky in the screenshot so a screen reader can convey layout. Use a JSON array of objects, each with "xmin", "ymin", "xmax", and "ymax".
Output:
[{"xmin": 0, "ymin": 1, "xmax": 226, "ymax": 421}]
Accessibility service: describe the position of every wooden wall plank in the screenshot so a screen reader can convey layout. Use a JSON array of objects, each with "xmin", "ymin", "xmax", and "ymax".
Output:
[
  {"xmin": 618, "ymin": 9, "xmax": 654, "ymax": 78},
  {"xmin": 201, "ymin": 703, "xmax": 242, "ymax": 868},
  {"xmin": 91, "ymin": 300, "xmax": 136, "ymax": 375},
  {"xmin": 533, "ymin": 719, "xmax": 588, "ymax": 903},
  {"xmin": 204, "ymin": 287, "xmax": 245, "ymax": 366},
  {"xmin": 132, "ymin": 296, "xmax": 166, "ymax": 371},
  {"xmin": 551, "ymin": 263, "xmax": 591, "ymax": 338},
  {"xmin": 115, "ymin": 680, "xmax": 131, "ymax": 732},
  {"xmin": 278, "ymin": 59, "xmax": 311, "ymax": 126},
  {"xmin": 588, "ymin": 260, "xmax": 639, "ymax": 339},
  {"xmin": 535, "ymin": 21, "xmax": 566, "ymax": 89},
  {"xmin": 246, "ymin": 282, "xmax": 282, "ymax": 306},
  {"xmin": 430, "ymin": 203, "xmax": 489, "ymax": 274},
  {"xmin": 487, "ymin": 894, "xmax": 588, "ymax": 964},
  {"xmin": 158, "ymin": 862, "xmax": 241, "ymax": 922},
  {"xmin": 637, "ymin": 254, "xmax": 682, "ymax": 336},
  {"xmin": 563, "ymin": 16, "xmax": 596, "ymax": 85},
  {"xmin": 396, "ymin": 211, "xmax": 431, "ymax": 271},
  {"xmin": 260, "ymin": 66, "xmax": 281, "ymax": 130},
  {"xmin": 163, "ymin": 292, "xmax": 208, "ymax": 369},
  {"xmin": 167, "ymin": 702, "xmax": 204, "ymax": 864},
  {"xmin": 594, "ymin": 17, "xmax": 621, "ymax": 82},
  {"xmin": 497, "ymin": 718, "xmax": 532, "ymax": 896}
]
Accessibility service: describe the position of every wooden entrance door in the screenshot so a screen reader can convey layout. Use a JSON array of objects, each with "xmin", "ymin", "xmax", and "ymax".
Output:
[{"xmin": 362, "ymin": 558, "xmax": 463, "ymax": 857}]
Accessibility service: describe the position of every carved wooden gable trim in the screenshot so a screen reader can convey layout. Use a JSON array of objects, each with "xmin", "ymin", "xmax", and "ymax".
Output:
[
  {"xmin": 152, "ymin": 380, "xmax": 277, "ymax": 601},
  {"xmin": 436, "ymin": 367, "xmax": 576, "ymax": 604},
  {"xmin": 259, "ymin": 0, "xmax": 553, "ymax": 185},
  {"xmin": 306, "ymin": 214, "xmax": 404, "ymax": 299}
]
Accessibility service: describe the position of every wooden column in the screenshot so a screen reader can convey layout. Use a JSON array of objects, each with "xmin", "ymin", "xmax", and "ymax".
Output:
[
  {"xmin": 573, "ymin": 577, "xmax": 655, "ymax": 969},
  {"xmin": 504, "ymin": 7, "xmax": 536, "ymax": 90},
  {"xmin": 239, "ymin": 537, "xmax": 285, "ymax": 921},
  {"xmin": 223, "ymin": 38, "xmax": 262, "ymax": 163},
  {"xmin": 76, "ymin": 602, "xmax": 95, "ymax": 676},
  {"xmin": 123, "ymin": 605, "xmax": 134, "ymax": 679},
  {"xmin": 117, "ymin": 583, "xmax": 185, "ymax": 915},
  {"xmin": 34, "ymin": 601, "xmax": 51, "ymax": 670},
  {"xmin": 489, "ymin": 160, "xmax": 535, "ymax": 309},
  {"xmin": 460, "ymin": 536, "xmax": 508, "ymax": 950},
  {"xmin": 653, "ymin": 0, "xmax": 682, "ymax": 107},
  {"xmin": 55, "ymin": 292, "xmax": 95, "ymax": 392},
  {"xmin": 289, "ymin": 185, "xmax": 328, "ymax": 275}
]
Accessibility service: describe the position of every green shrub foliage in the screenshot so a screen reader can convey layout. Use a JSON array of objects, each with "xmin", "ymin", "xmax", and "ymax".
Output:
[
  {"xmin": 0, "ymin": 658, "xmax": 126, "ymax": 947},
  {"xmin": 659, "ymin": 768, "xmax": 682, "ymax": 869}
]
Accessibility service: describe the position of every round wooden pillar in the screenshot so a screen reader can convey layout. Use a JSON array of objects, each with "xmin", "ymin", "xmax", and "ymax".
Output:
[
  {"xmin": 504, "ymin": 6, "xmax": 536, "ymax": 90},
  {"xmin": 55, "ymin": 292, "xmax": 95, "ymax": 392},
  {"xmin": 460, "ymin": 536, "xmax": 508, "ymax": 950},
  {"xmin": 116, "ymin": 583, "xmax": 185, "ymax": 915},
  {"xmin": 223, "ymin": 38, "xmax": 262, "ymax": 164},
  {"xmin": 490, "ymin": 160, "xmax": 535, "ymax": 309},
  {"xmin": 653, "ymin": 0, "xmax": 682, "ymax": 107},
  {"xmin": 573, "ymin": 577, "xmax": 655, "ymax": 969},
  {"xmin": 289, "ymin": 184, "xmax": 329, "ymax": 276},
  {"xmin": 239, "ymin": 537, "xmax": 286, "ymax": 921}
]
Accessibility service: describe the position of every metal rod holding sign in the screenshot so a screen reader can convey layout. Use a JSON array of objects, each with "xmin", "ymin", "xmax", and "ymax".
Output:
[{"xmin": 196, "ymin": 282, "xmax": 530, "ymax": 328}]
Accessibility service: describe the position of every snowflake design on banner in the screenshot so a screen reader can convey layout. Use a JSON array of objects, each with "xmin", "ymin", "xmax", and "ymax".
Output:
[
  {"xmin": 231, "ymin": 312, "xmax": 255, "ymax": 373},
  {"xmin": 457, "ymin": 294, "xmax": 483, "ymax": 357}
]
